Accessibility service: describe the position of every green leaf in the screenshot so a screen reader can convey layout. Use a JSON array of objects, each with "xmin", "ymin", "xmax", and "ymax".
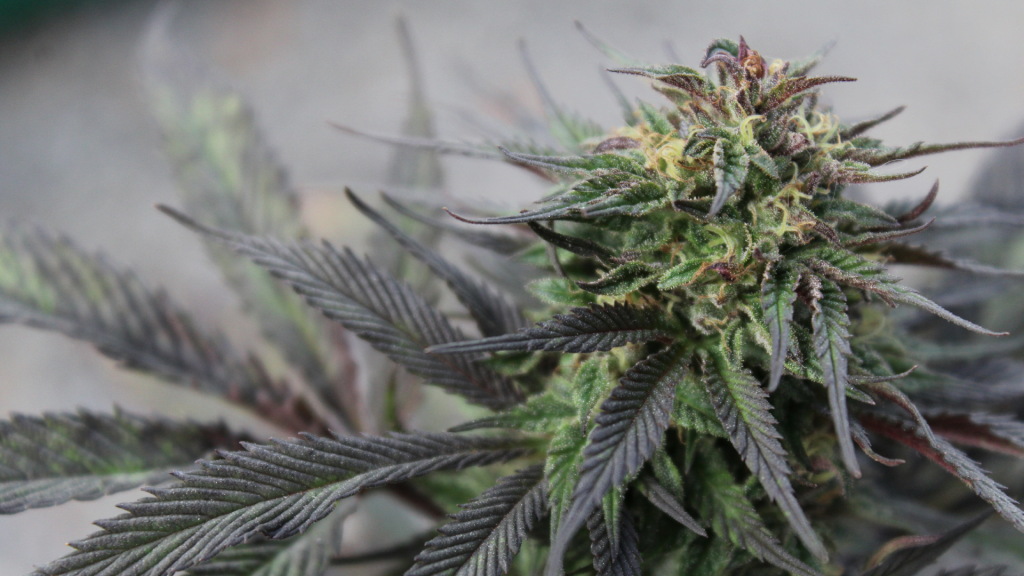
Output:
[
  {"xmin": 573, "ymin": 356, "xmax": 613, "ymax": 433},
  {"xmin": 498, "ymin": 150, "xmax": 646, "ymax": 177},
  {"xmin": 637, "ymin": 100, "xmax": 674, "ymax": 135},
  {"xmin": 609, "ymin": 65, "xmax": 712, "ymax": 104},
  {"xmin": 452, "ymin": 173, "xmax": 666, "ymax": 225},
  {"xmin": 549, "ymin": 344, "xmax": 686, "ymax": 573},
  {"xmin": 0, "ymin": 409, "xmax": 231, "ymax": 515},
  {"xmin": 758, "ymin": 76, "xmax": 856, "ymax": 112},
  {"xmin": 694, "ymin": 448, "xmax": 822, "ymax": 576},
  {"xmin": 885, "ymin": 284, "xmax": 1009, "ymax": 336},
  {"xmin": 746, "ymin": 143, "xmax": 780, "ymax": 179},
  {"xmin": 576, "ymin": 263, "xmax": 659, "ymax": 296},
  {"xmin": 0, "ymin": 226, "xmax": 316, "ymax": 432},
  {"xmin": 815, "ymin": 197, "xmax": 900, "ymax": 229},
  {"xmin": 186, "ymin": 501, "xmax": 354, "ymax": 576},
  {"xmin": 449, "ymin": 391, "xmax": 575, "ymax": 434},
  {"xmin": 407, "ymin": 465, "xmax": 547, "ymax": 576},
  {"xmin": 527, "ymin": 278, "xmax": 597, "ymax": 307},
  {"xmin": 161, "ymin": 208, "xmax": 524, "ymax": 410},
  {"xmin": 709, "ymin": 138, "xmax": 749, "ymax": 216},
  {"xmin": 673, "ymin": 371, "xmax": 728, "ymax": 438},
  {"xmin": 761, "ymin": 264, "xmax": 800, "ymax": 392},
  {"xmin": 658, "ymin": 259, "xmax": 711, "ymax": 290},
  {"xmin": 809, "ymin": 277, "xmax": 861, "ymax": 477},
  {"xmin": 33, "ymin": 433, "xmax": 529, "ymax": 576},
  {"xmin": 703, "ymin": 350, "xmax": 827, "ymax": 561},
  {"xmin": 599, "ymin": 485, "xmax": 625, "ymax": 562},
  {"xmin": 842, "ymin": 136, "xmax": 1024, "ymax": 167},
  {"xmin": 840, "ymin": 106, "xmax": 905, "ymax": 139},
  {"xmin": 427, "ymin": 303, "xmax": 668, "ymax": 354},
  {"xmin": 546, "ymin": 422, "xmax": 587, "ymax": 538}
]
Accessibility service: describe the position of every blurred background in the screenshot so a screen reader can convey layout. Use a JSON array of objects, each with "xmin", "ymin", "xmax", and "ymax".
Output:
[{"xmin": 3, "ymin": 0, "xmax": 1024, "ymax": 573}]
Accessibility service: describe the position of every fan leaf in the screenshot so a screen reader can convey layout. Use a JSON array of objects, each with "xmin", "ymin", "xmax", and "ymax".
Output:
[
  {"xmin": 547, "ymin": 344, "xmax": 686, "ymax": 574},
  {"xmin": 545, "ymin": 422, "xmax": 588, "ymax": 539},
  {"xmin": 703, "ymin": 349, "xmax": 828, "ymax": 561},
  {"xmin": 406, "ymin": 465, "xmax": 547, "ymax": 576},
  {"xmin": 809, "ymin": 276, "xmax": 861, "ymax": 477},
  {"xmin": 762, "ymin": 264, "xmax": 800, "ymax": 392},
  {"xmin": 160, "ymin": 207, "xmax": 524, "ymax": 410},
  {"xmin": 347, "ymin": 189, "xmax": 526, "ymax": 338},
  {"xmin": 639, "ymin": 476, "xmax": 705, "ymax": 537},
  {"xmin": 709, "ymin": 138, "xmax": 749, "ymax": 216},
  {"xmin": 694, "ymin": 448, "xmax": 822, "ymax": 576},
  {"xmin": 185, "ymin": 501, "xmax": 354, "ymax": 576},
  {"xmin": 861, "ymin": 513, "xmax": 992, "ymax": 576},
  {"xmin": 587, "ymin": 507, "xmax": 642, "ymax": 576},
  {"xmin": 427, "ymin": 303, "xmax": 668, "ymax": 355},
  {"xmin": 0, "ymin": 409, "xmax": 234, "ymax": 515},
  {"xmin": 0, "ymin": 226, "xmax": 318, "ymax": 432},
  {"xmin": 860, "ymin": 413, "xmax": 1024, "ymax": 533},
  {"xmin": 33, "ymin": 432, "xmax": 530, "ymax": 576},
  {"xmin": 149, "ymin": 83, "xmax": 355, "ymax": 428}
]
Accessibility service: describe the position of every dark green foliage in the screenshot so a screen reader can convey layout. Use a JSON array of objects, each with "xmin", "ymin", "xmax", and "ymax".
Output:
[
  {"xmin": 407, "ymin": 465, "xmax": 547, "ymax": 576},
  {"xmin": 31, "ymin": 433, "xmax": 529, "ymax": 576},
  {"xmin": 6, "ymin": 22, "xmax": 1024, "ymax": 576},
  {"xmin": 0, "ymin": 226, "xmax": 320, "ymax": 433},
  {"xmin": 587, "ymin": 507, "xmax": 641, "ymax": 576},
  {"xmin": 549, "ymin": 345, "xmax": 685, "ymax": 572},
  {"xmin": 428, "ymin": 303, "xmax": 667, "ymax": 354},
  {"xmin": 0, "ymin": 409, "xmax": 233, "ymax": 514},
  {"xmin": 185, "ymin": 502, "xmax": 353, "ymax": 576},
  {"xmin": 160, "ymin": 207, "xmax": 524, "ymax": 410},
  {"xmin": 703, "ymin": 352, "xmax": 825, "ymax": 560}
]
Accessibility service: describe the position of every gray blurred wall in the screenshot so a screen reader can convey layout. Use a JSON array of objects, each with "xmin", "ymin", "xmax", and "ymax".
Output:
[{"xmin": 3, "ymin": 1, "xmax": 1024, "ymax": 573}]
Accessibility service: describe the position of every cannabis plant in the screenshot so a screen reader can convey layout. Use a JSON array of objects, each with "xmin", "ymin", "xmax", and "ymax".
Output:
[{"xmin": 4, "ymin": 21, "xmax": 1024, "ymax": 576}]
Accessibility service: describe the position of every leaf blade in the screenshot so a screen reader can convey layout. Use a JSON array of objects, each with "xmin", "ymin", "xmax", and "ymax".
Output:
[
  {"xmin": 704, "ymin": 350, "xmax": 828, "ymax": 560},
  {"xmin": 406, "ymin": 465, "xmax": 547, "ymax": 576},
  {"xmin": 160, "ymin": 207, "xmax": 523, "ymax": 410},
  {"xmin": 0, "ymin": 409, "xmax": 233, "ymax": 515},
  {"xmin": 547, "ymin": 344, "xmax": 686, "ymax": 574},
  {"xmin": 762, "ymin": 265, "xmax": 800, "ymax": 392},
  {"xmin": 427, "ymin": 303, "xmax": 668, "ymax": 355},
  {"xmin": 809, "ymin": 277, "xmax": 861, "ymax": 477},
  {"xmin": 33, "ymin": 433, "xmax": 529, "ymax": 576}
]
